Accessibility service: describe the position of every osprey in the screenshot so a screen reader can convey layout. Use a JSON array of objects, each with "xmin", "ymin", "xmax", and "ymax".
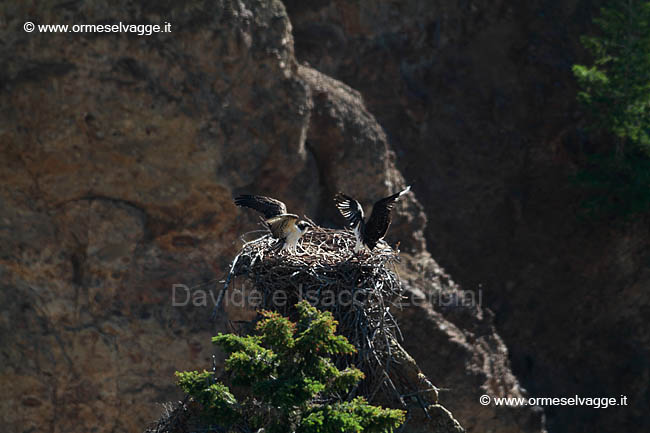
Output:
[
  {"xmin": 234, "ymin": 194, "xmax": 310, "ymax": 253},
  {"xmin": 334, "ymin": 186, "xmax": 411, "ymax": 253}
]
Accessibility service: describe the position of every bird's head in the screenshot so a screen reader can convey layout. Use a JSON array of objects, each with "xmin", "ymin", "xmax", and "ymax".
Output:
[{"xmin": 296, "ymin": 220, "xmax": 311, "ymax": 235}]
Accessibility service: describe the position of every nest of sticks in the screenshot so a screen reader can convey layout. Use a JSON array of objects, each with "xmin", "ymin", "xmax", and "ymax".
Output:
[{"xmin": 214, "ymin": 225, "xmax": 405, "ymax": 399}]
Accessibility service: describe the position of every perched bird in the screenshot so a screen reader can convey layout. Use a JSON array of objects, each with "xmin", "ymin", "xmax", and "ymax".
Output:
[
  {"xmin": 234, "ymin": 195, "xmax": 310, "ymax": 253},
  {"xmin": 334, "ymin": 186, "xmax": 411, "ymax": 252}
]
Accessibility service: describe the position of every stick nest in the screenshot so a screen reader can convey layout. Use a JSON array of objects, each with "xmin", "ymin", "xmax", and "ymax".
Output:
[{"xmin": 219, "ymin": 226, "xmax": 405, "ymax": 398}]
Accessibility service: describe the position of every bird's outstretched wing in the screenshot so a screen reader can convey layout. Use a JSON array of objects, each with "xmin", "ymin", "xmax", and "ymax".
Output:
[
  {"xmin": 364, "ymin": 186, "xmax": 411, "ymax": 249},
  {"xmin": 234, "ymin": 195, "xmax": 287, "ymax": 219},
  {"xmin": 265, "ymin": 214, "xmax": 299, "ymax": 239},
  {"xmin": 334, "ymin": 193, "xmax": 364, "ymax": 228}
]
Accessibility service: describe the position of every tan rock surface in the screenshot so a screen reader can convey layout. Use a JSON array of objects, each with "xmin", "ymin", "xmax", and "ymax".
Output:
[{"xmin": 1, "ymin": 1, "xmax": 540, "ymax": 432}]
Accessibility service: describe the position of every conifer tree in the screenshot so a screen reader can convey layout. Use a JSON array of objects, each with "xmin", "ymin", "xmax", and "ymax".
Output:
[
  {"xmin": 572, "ymin": 0, "xmax": 650, "ymax": 216},
  {"xmin": 176, "ymin": 301, "xmax": 405, "ymax": 433},
  {"xmin": 573, "ymin": 0, "xmax": 650, "ymax": 153}
]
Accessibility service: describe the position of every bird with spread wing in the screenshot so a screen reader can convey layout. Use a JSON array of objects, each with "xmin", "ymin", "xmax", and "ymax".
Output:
[
  {"xmin": 334, "ymin": 186, "xmax": 411, "ymax": 253},
  {"xmin": 234, "ymin": 194, "xmax": 310, "ymax": 253}
]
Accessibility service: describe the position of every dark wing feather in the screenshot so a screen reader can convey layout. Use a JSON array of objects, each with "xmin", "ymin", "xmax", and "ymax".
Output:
[
  {"xmin": 334, "ymin": 193, "xmax": 364, "ymax": 228},
  {"xmin": 265, "ymin": 214, "xmax": 298, "ymax": 239},
  {"xmin": 363, "ymin": 186, "xmax": 411, "ymax": 249},
  {"xmin": 234, "ymin": 195, "xmax": 287, "ymax": 219}
]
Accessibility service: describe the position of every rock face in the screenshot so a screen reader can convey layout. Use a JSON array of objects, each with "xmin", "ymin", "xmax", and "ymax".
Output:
[
  {"xmin": 395, "ymin": 254, "xmax": 544, "ymax": 433},
  {"xmin": 1, "ymin": 1, "xmax": 552, "ymax": 432},
  {"xmin": 2, "ymin": 1, "xmax": 310, "ymax": 431},
  {"xmin": 284, "ymin": 1, "xmax": 650, "ymax": 432}
]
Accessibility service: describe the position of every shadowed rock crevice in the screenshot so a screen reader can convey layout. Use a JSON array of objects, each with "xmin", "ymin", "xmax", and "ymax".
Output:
[{"xmin": 283, "ymin": 1, "xmax": 650, "ymax": 432}]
